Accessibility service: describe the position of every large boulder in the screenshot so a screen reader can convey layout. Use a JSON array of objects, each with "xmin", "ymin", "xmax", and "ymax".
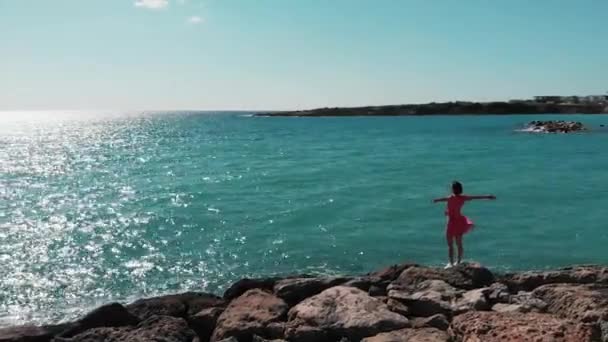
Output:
[
  {"xmin": 126, "ymin": 292, "xmax": 224, "ymax": 320},
  {"xmin": 390, "ymin": 263, "xmax": 494, "ymax": 291},
  {"xmin": 189, "ymin": 307, "xmax": 224, "ymax": 342},
  {"xmin": 0, "ymin": 323, "xmax": 73, "ymax": 342},
  {"xmin": 367, "ymin": 263, "xmax": 419, "ymax": 282},
  {"xmin": 388, "ymin": 280, "xmax": 461, "ymax": 317},
  {"xmin": 451, "ymin": 311, "xmax": 599, "ymax": 342},
  {"xmin": 58, "ymin": 303, "xmax": 139, "ymax": 338},
  {"xmin": 53, "ymin": 315, "xmax": 196, "ymax": 342},
  {"xmin": 361, "ymin": 327, "xmax": 449, "ymax": 342},
  {"xmin": 285, "ymin": 286, "xmax": 409, "ymax": 341},
  {"xmin": 501, "ymin": 265, "xmax": 608, "ymax": 292},
  {"xmin": 532, "ymin": 284, "xmax": 608, "ymax": 323},
  {"xmin": 411, "ymin": 314, "xmax": 450, "ymax": 331},
  {"xmin": 211, "ymin": 289, "xmax": 288, "ymax": 342},
  {"xmin": 273, "ymin": 277, "xmax": 349, "ymax": 305}
]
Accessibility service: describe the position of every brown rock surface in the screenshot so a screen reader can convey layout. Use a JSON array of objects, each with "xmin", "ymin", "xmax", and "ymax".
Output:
[
  {"xmin": 451, "ymin": 311, "xmax": 599, "ymax": 342},
  {"xmin": 211, "ymin": 289, "xmax": 288, "ymax": 342},
  {"xmin": 286, "ymin": 286, "xmax": 409, "ymax": 341},
  {"xmin": 361, "ymin": 327, "xmax": 449, "ymax": 342}
]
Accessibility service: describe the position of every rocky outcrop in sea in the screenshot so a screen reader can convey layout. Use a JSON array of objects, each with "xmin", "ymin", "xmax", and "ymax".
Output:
[
  {"xmin": 522, "ymin": 120, "xmax": 587, "ymax": 133},
  {"xmin": 3, "ymin": 262, "xmax": 608, "ymax": 341}
]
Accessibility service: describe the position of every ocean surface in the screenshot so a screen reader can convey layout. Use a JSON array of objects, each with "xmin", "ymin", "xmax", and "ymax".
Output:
[{"xmin": 2, "ymin": 111, "xmax": 608, "ymax": 326}]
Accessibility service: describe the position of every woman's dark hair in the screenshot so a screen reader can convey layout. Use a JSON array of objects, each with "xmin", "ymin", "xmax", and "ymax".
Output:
[{"xmin": 452, "ymin": 181, "xmax": 463, "ymax": 195}]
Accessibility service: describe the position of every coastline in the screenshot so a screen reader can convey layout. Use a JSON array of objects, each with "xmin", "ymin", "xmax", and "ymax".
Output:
[
  {"xmin": 4, "ymin": 262, "xmax": 608, "ymax": 341},
  {"xmin": 257, "ymin": 101, "xmax": 608, "ymax": 117}
]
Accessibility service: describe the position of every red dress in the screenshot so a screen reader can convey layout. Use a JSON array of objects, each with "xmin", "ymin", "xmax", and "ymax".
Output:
[{"xmin": 445, "ymin": 195, "xmax": 474, "ymax": 237}]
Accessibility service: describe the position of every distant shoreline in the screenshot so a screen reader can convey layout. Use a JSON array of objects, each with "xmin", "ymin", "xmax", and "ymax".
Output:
[{"xmin": 257, "ymin": 101, "xmax": 608, "ymax": 117}]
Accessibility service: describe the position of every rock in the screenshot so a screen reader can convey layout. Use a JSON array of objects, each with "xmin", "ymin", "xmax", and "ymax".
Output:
[
  {"xmin": 411, "ymin": 314, "xmax": 450, "ymax": 331},
  {"xmin": 386, "ymin": 299, "xmax": 409, "ymax": 316},
  {"xmin": 223, "ymin": 277, "xmax": 280, "ymax": 301},
  {"xmin": 189, "ymin": 307, "xmax": 224, "ymax": 342},
  {"xmin": 368, "ymin": 263, "xmax": 419, "ymax": 282},
  {"xmin": 252, "ymin": 336, "xmax": 286, "ymax": 342},
  {"xmin": 388, "ymin": 280, "xmax": 460, "ymax": 317},
  {"xmin": 54, "ymin": 315, "xmax": 196, "ymax": 342},
  {"xmin": 492, "ymin": 303, "xmax": 530, "ymax": 313},
  {"xmin": 507, "ymin": 291, "xmax": 548, "ymax": 313},
  {"xmin": 486, "ymin": 282, "xmax": 510, "ymax": 304},
  {"xmin": 127, "ymin": 292, "xmax": 224, "ymax": 320},
  {"xmin": 501, "ymin": 265, "xmax": 608, "ymax": 292},
  {"xmin": 390, "ymin": 263, "xmax": 494, "ymax": 291},
  {"xmin": 361, "ymin": 327, "xmax": 449, "ymax": 342},
  {"xmin": 451, "ymin": 311, "xmax": 599, "ymax": 342},
  {"xmin": 453, "ymin": 288, "xmax": 490, "ymax": 313},
  {"xmin": 211, "ymin": 289, "xmax": 288, "ymax": 342},
  {"xmin": 0, "ymin": 323, "xmax": 73, "ymax": 342},
  {"xmin": 533, "ymin": 284, "xmax": 608, "ymax": 323},
  {"xmin": 58, "ymin": 303, "xmax": 139, "ymax": 338},
  {"xmin": 286, "ymin": 286, "xmax": 409, "ymax": 341},
  {"xmin": 273, "ymin": 277, "xmax": 349, "ymax": 305},
  {"xmin": 343, "ymin": 277, "xmax": 380, "ymax": 292},
  {"xmin": 368, "ymin": 285, "xmax": 387, "ymax": 297},
  {"xmin": 216, "ymin": 338, "xmax": 238, "ymax": 342},
  {"xmin": 522, "ymin": 120, "xmax": 588, "ymax": 133}
]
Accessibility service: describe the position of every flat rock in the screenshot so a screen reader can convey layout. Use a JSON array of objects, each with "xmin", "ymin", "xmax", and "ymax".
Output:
[
  {"xmin": 451, "ymin": 311, "xmax": 599, "ymax": 342},
  {"xmin": 533, "ymin": 284, "xmax": 608, "ymax": 323},
  {"xmin": 390, "ymin": 263, "xmax": 494, "ymax": 291},
  {"xmin": 286, "ymin": 286, "xmax": 409, "ymax": 341},
  {"xmin": 361, "ymin": 327, "xmax": 449, "ymax": 342},
  {"xmin": 453, "ymin": 288, "xmax": 490, "ymax": 313},
  {"xmin": 492, "ymin": 303, "xmax": 530, "ymax": 313},
  {"xmin": 273, "ymin": 277, "xmax": 349, "ymax": 305},
  {"xmin": 126, "ymin": 292, "xmax": 224, "ymax": 320},
  {"xmin": 211, "ymin": 289, "xmax": 288, "ymax": 342},
  {"xmin": 53, "ymin": 315, "xmax": 196, "ymax": 342},
  {"xmin": 501, "ymin": 265, "xmax": 608, "ymax": 292}
]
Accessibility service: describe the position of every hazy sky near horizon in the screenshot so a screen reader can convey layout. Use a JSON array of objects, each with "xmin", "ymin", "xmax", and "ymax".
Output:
[{"xmin": 1, "ymin": 0, "xmax": 607, "ymax": 111}]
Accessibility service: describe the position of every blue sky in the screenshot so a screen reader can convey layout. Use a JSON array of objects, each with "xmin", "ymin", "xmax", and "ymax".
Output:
[{"xmin": 1, "ymin": 0, "xmax": 607, "ymax": 111}]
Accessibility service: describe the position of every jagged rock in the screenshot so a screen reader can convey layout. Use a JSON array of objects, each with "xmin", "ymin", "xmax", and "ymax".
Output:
[
  {"xmin": 211, "ymin": 289, "xmax": 288, "ymax": 342},
  {"xmin": 126, "ymin": 292, "xmax": 224, "ymax": 320},
  {"xmin": 367, "ymin": 263, "xmax": 419, "ymax": 282},
  {"xmin": 386, "ymin": 299, "xmax": 409, "ymax": 316},
  {"xmin": 273, "ymin": 277, "xmax": 349, "ymax": 305},
  {"xmin": 361, "ymin": 327, "xmax": 449, "ymax": 342},
  {"xmin": 56, "ymin": 303, "xmax": 139, "ymax": 338},
  {"xmin": 411, "ymin": 314, "xmax": 450, "ymax": 331},
  {"xmin": 286, "ymin": 286, "xmax": 409, "ymax": 341},
  {"xmin": 388, "ymin": 280, "xmax": 460, "ymax": 317},
  {"xmin": 492, "ymin": 303, "xmax": 530, "ymax": 313},
  {"xmin": 451, "ymin": 311, "xmax": 599, "ymax": 342},
  {"xmin": 343, "ymin": 277, "xmax": 380, "ymax": 292},
  {"xmin": 507, "ymin": 291, "xmax": 548, "ymax": 313},
  {"xmin": 532, "ymin": 284, "xmax": 608, "ymax": 323},
  {"xmin": 453, "ymin": 288, "xmax": 490, "ymax": 313},
  {"xmin": 189, "ymin": 307, "xmax": 224, "ymax": 342},
  {"xmin": 501, "ymin": 265, "xmax": 608, "ymax": 292},
  {"xmin": 390, "ymin": 263, "xmax": 494, "ymax": 291},
  {"xmin": 0, "ymin": 323, "xmax": 73, "ymax": 342},
  {"xmin": 223, "ymin": 278, "xmax": 280, "ymax": 301},
  {"xmin": 368, "ymin": 284, "xmax": 387, "ymax": 297},
  {"xmin": 486, "ymin": 282, "xmax": 510, "ymax": 304},
  {"xmin": 523, "ymin": 120, "xmax": 587, "ymax": 133},
  {"xmin": 53, "ymin": 315, "xmax": 196, "ymax": 342}
]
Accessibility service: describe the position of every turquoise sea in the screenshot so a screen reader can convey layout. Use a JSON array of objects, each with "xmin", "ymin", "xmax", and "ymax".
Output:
[{"xmin": 2, "ymin": 111, "xmax": 608, "ymax": 326}]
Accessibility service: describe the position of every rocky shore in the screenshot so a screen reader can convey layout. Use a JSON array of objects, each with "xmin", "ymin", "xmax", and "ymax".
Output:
[
  {"xmin": 257, "ymin": 101, "xmax": 608, "ymax": 117},
  {"xmin": 3, "ymin": 262, "xmax": 608, "ymax": 341}
]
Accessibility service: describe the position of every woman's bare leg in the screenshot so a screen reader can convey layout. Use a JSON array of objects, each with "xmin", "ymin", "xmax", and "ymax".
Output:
[
  {"xmin": 446, "ymin": 233, "xmax": 454, "ymax": 266},
  {"xmin": 455, "ymin": 235, "xmax": 464, "ymax": 264}
]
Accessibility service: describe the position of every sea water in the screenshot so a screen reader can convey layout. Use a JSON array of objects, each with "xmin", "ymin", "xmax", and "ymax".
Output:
[{"xmin": 1, "ymin": 111, "xmax": 608, "ymax": 325}]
